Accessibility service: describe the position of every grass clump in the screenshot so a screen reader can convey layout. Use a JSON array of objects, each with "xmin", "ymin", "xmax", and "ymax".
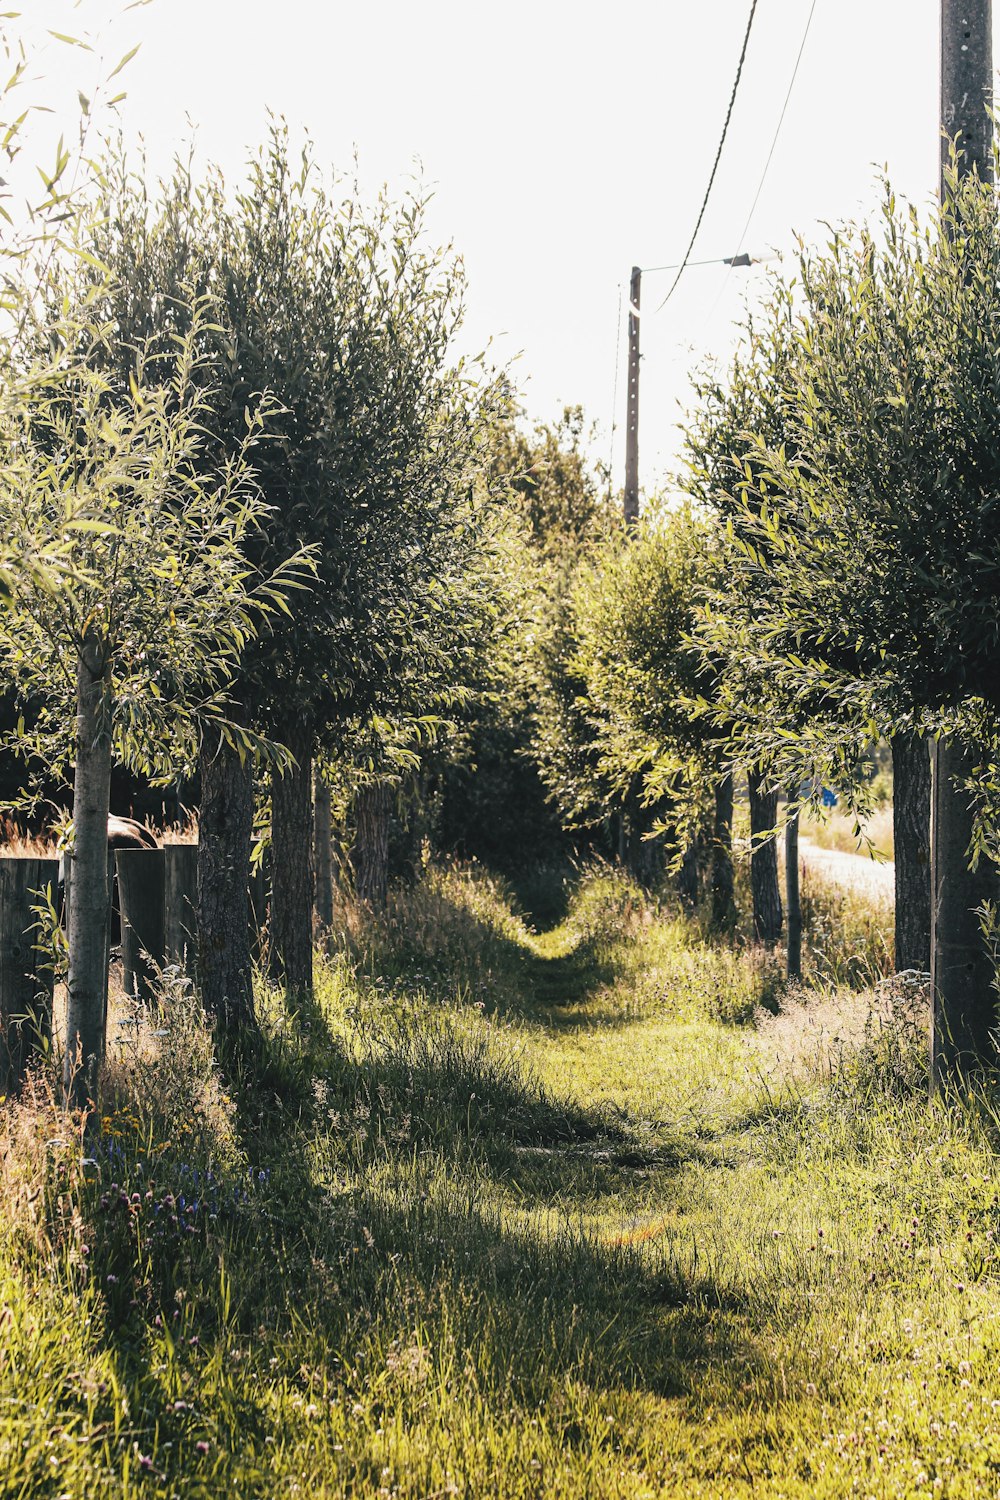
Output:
[{"xmin": 4, "ymin": 858, "xmax": 1000, "ymax": 1498}]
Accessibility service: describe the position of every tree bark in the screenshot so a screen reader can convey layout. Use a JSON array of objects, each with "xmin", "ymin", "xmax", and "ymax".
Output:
[
  {"xmin": 930, "ymin": 739, "xmax": 1000, "ymax": 1085},
  {"xmin": 785, "ymin": 798, "xmax": 801, "ymax": 980},
  {"xmin": 710, "ymin": 772, "xmax": 736, "ymax": 930},
  {"xmin": 314, "ymin": 773, "xmax": 334, "ymax": 941},
  {"xmin": 65, "ymin": 638, "xmax": 113, "ymax": 1109},
  {"xmin": 748, "ymin": 768, "xmax": 783, "ymax": 946},
  {"xmin": 197, "ymin": 727, "xmax": 256, "ymax": 1028},
  {"xmin": 269, "ymin": 726, "xmax": 315, "ymax": 997},
  {"xmin": 676, "ymin": 839, "xmax": 701, "ymax": 908},
  {"xmin": 353, "ymin": 782, "xmax": 392, "ymax": 909},
  {"xmin": 0, "ymin": 857, "xmax": 60, "ymax": 1093},
  {"xmin": 891, "ymin": 732, "xmax": 931, "ymax": 973}
]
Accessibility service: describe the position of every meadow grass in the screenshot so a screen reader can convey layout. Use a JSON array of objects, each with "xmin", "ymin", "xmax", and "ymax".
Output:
[
  {"xmin": 802, "ymin": 803, "xmax": 895, "ymax": 861},
  {"xmin": 3, "ymin": 861, "xmax": 1000, "ymax": 1497}
]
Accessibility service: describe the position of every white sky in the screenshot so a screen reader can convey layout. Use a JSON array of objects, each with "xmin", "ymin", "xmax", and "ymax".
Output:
[{"xmin": 13, "ymin": 1, "xmax": 957, "ymax": 491}]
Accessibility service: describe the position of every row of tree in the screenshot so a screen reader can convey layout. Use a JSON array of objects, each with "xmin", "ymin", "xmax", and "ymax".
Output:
[
  {"xmin": 7, "ymin": 13, "xmax": 1000, "ymax": 1102},
  {"xmin": 0, "ymin": 112, "xmax": 522, "ymax": 1104},
  {"xmin": 514, "ymin": 154, "xmax": 1000, "ymax": 1083}
]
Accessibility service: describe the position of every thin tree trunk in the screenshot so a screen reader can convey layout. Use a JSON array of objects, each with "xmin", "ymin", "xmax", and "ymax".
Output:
[
  {"xmin": 891, "ymin": 732, "xmax": 931, "ymax": 973},
  {"xmin": 197, "ymin": 726, "xmax": 255, "ymax": 1028},
  {"xmin": 930, "ymin": 738, "xmax": 1000, "ymax": 1085},
  {"xmin": 353, "ymin": 782, "xmax": 391, "ymax": 909},
  {"xmin": 65, "ymin": 638, "xmax": 113, "ymax": 1109},
  {"xmin": 677, "ymin": 839, "xmax": 701, "ymax": 908},
  {"xmin": 269, "ymin": 727, "xmax": 314, "ymax": 997},
  {"xmin": 785, "ymin": 796, "xmax": 801, "ymax": 980},
  {"xmin": 314, "ymin": 773, "xmax": 334, "ymax": 940},
  {"xmin": 710, "ymin": 772, "xmax": 735, "ymax": 929},
  {"xmin": 748, "ymin": 768, "xmax": 783, "ymax": 946}
]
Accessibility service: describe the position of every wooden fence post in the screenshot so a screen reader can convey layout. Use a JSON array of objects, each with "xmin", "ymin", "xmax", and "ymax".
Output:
[
  {"xmin": 164, "ymin": 844, "xmax": 198, "ymax": 975},
  {"xmin": 0, "ymin": 857, "xmax": 60, "ymax": 1092},
  {"xmin": 116, "ymin": 849, "xmax": 166, "ymax": 1006}
]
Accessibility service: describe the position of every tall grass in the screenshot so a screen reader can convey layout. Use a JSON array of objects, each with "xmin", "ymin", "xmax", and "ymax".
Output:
[
  {"xmin": 4, "ymin": 858, "xmax": 998, "ymax": 1498},
  {"xmin": 802, "ymin": 802, "xmax": 895, "ymax": 859}
]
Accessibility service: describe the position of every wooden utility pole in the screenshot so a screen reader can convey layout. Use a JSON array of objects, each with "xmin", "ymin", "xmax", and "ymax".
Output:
[
  {"xmin": 941, "ymin": 0, "xmax": 993, "ymax": 184},
  {"xmin": 623, "ymin": 265, "xmax": 641, "ymax": 526},
  {"xmin": 931, "ymin": 0, "xmax": 996, "ymax": 1087},
  {"xmin": 785, "ymin": 799, "xmax": 801, "ymax": 981}
]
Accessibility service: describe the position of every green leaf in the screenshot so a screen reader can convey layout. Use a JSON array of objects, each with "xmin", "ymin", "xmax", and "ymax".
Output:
[
  {"xmin": 107, "ymin": 44, "xmax": 141, "ymax": 81},
  {"xmin": 47, "ymin": 31, "xmax": 93, "ymax": 51}
]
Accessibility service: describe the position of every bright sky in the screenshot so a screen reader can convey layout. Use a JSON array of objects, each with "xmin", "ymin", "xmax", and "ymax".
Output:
[{"xmin": 15, "ymin": 1, "xmax": 959, "ymax": 492}]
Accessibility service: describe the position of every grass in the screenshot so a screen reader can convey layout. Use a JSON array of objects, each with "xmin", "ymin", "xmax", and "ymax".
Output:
[
  {"xmin": 802, "ymin": 802, "xmax": 895, "ymax": 860},
  {"xmin": 5, "ymin": 859, "xmax": 1000, "ymax": 1496}
]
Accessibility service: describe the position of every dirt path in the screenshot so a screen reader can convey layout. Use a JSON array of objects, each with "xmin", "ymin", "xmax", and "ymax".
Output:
[{"xmin": 798, "ymin": 838, "xmax": 895, "ymax": 901}]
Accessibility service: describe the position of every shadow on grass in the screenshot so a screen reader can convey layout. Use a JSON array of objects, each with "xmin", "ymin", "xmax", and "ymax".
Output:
[
  {"xmin": 177, "ymin": 1006, "xmax": 775, "ymax": 1401},
  {"xmin": 504, "ymin": 860, "xmax": 577, "ymax": 931},
  {"xmin": 360, "ymin": 879, "xmax": 632, "ymax": 1030},
  {"xmin": 59, "ymin": 989, "xmax": 795, "ymax": 1500}
]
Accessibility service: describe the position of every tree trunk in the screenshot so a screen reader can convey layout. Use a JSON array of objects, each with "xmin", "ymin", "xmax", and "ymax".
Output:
[
  {"xmin": 676, "ymin": 839, "xmax": 701, "ymax": 908},
  {"xmin": 197, "ymin": 726, "xmax": 256, "ymax": 1028},
  {"xmin": 353, "ymin": 782, "xmax": 392, "ymax": 909},
  {"xmin": 891, "ymin": 732, "xmax": 931, "ymax": 974},
  {"xmin": 314, "ymin": 773, "xmax": 334, "ymax": 941},
  {"xmin": 65, "ymin": 639, "xmax": 113, "ymax": 1109},
  {"xmin": 0, "ymin": 857, "xmax": 60, "ymax": 1093},
  {"xmin": 269, "ymin": 727, "xmax": 315, "ymax": 997},
  {"xmin": 748, "ymin": 768, "xmax": 783, "ymax": 946},
  {"xmin": 710, "ymin": 772, "xmax": 736, "ymax": 930},
  {"xmin": 785, "ymin": 798, "xmax": 801, "ymax": 980},
  {"xmin": 930, "ymin": 738, "xmax": 1000, "ymax": 1085}
]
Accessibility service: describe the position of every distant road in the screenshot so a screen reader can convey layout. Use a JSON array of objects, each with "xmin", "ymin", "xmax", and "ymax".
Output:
[{"xmin": 797, "ymin": 839, "xmax": 895, "ymax": 901}]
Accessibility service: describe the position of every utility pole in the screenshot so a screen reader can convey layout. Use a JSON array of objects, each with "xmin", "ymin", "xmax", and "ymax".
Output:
[
  {"xmin": 623, "ymin": 265, "xmax": 641, "ymax": 526},
  {"xmin": 941, "ymin": 0, "xmax": 993, "ymax": 184},
  {"xmin": 931, "ymin": 0, "xmax": 996, "ymax": 1088}
]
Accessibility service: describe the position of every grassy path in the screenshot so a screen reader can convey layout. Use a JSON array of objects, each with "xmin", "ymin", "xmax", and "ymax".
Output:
[{"xmin": 3, "ymin": 863, "xmax": 1000, "ymax": 1498}]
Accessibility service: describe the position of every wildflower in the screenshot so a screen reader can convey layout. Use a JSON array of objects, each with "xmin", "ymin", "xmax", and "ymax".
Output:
[{"xmin": 195, "ymin": 1441, "xmax": 210, "ymax": 1455}]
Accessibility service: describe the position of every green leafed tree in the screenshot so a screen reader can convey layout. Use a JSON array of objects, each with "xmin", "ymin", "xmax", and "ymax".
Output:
[
  {"xmin": 688, "ymin": 164, "xmax": 1000, "ymax": 1070},
  {"xmin": 532, "ymin": 500, "xmax": 732, "ymax": 905},
  {"xmin": 0, "ymin": 306, "xmax": 306, "ymax": 1103},
  {"xmin": 81, "ymin": 128, "xmax": 505, "ymax": 1005}
]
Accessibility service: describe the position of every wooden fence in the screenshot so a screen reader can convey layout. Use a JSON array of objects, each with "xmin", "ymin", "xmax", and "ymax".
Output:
[{"xmin": 0, "ymin": 845, "xmax": 266, "ymax": 1089}]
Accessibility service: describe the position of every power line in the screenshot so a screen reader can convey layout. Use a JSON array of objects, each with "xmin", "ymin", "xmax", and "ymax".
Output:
[
  {"xmin": 700, "ymin": 0, "xmax": 819, "ymax": 338},
  {"xmin": 652, "ymin": 0, "xmax": 760, "ymax": 315},
  {"xmin": 732, "ymin": 0, "xmax": 818, "ymax": 258}
]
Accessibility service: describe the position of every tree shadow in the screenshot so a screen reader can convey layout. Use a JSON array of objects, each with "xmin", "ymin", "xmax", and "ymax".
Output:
[
  {"xmin": 353, "ymin": 879, "xmax": 635, "ymax": 1033},
  {"xmin": 63, "ymin": 988, "xmax": 799, "ymax": 1495}
]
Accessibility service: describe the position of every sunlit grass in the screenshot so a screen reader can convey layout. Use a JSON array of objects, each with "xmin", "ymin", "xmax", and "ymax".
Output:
[
  {"xmin": 802, "ymin": 801, "xmax": 895, "ymax": 860},
  {"xmin": 6, "ymin": 858, "xmax": 1000, "ymax": 1497}
]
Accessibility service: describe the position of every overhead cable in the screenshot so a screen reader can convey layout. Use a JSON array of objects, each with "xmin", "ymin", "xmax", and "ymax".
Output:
[
  {"xmin": 699, "ymin": 0, "xmax": 820, "ymax": 344},
  {"xmin": 653, "ymin": 0, "xmax": 760, "ymax": 315}
]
